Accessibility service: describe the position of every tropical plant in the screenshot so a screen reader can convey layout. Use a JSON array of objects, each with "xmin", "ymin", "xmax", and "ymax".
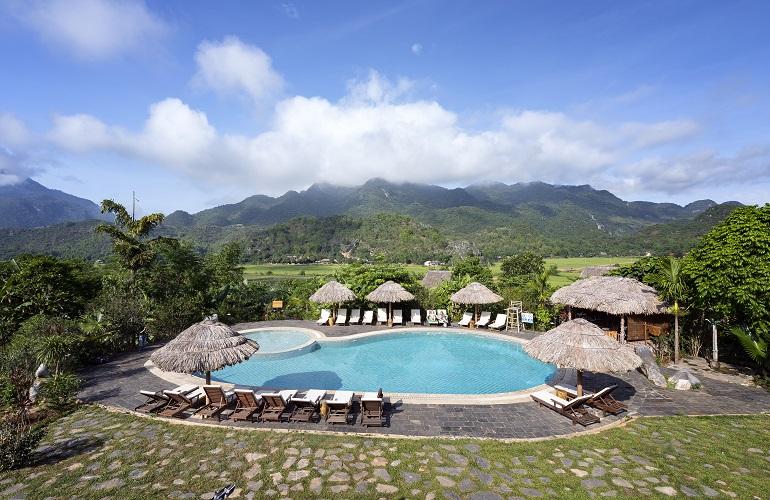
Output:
[
  {"xmin": 0, "ymin": 419, "xmax": 45, "ymax": 472},
  {"xmin": 0, "ymin": 334, "xmax": 39, "ymax": 410},
  {"xmin": 656, "ymin": 256, "xmax": 687, "ymax": 363},
  {"xmin": 39, "ymin": 373, "xmax": 81, "ymax": 409},
  {"xmin": 95, "ymin": 199, "xmax": 167, "ymax": 274},
  {"xmin": 684, "ymin": 205, "xmax": 770, "ymax": 369},
  {"xmin": 499, "ymin": 253, "xmax": 544, "ymax": 286},
  {"xmin": 451, "ymin": 257, "xmax": 493, "ymax": 286},
  {"xmin": 730, "ymin": 325, "xmax": 769, "ymax": 373}
]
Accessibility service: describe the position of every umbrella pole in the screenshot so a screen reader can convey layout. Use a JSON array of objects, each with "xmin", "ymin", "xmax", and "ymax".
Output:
[
  {"xmin": 206, "ymin": 371, "xmax": 211, "ymax": 385},
  {"xmin": 388, "ymin": 303, "xmax": 393, "ymax": 327},
  {"xmin": 576, "ymin": 370, "xmax": 583, "ymax": 397},
  {"xmin": 474, "ymin": 305, "xmax": 479, "ymax": 329}
]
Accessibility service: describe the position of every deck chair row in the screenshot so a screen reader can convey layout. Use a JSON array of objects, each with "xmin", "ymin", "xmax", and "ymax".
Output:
[
  {"xmin": 135, "ymin": 385, "xmax": 387, "ymax": 427},
  {"xmin": 457, "ymin": 311, "xmax": 508, "ymax": 329},
  {"xmin": 317, "ymin": 308, "xmax": 453, "ymax": 326}
]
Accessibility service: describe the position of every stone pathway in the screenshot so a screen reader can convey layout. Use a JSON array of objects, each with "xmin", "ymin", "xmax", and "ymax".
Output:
[{"xmin": 2, "ymin": 407, "xmax": 769, "ymax": 499}]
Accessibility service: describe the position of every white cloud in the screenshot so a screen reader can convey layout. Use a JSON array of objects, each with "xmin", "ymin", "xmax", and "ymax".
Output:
[
  {"xmin": 281, "ymin": 3, "xmax": 299, "ymax": 19},
  {"xmin": 0, "ymin": 148, "xmax": 37, "ymax": 186},
  {"xmin": 8, "ymin": 0, "xmax": 168, "ymax": 60},
  {"xmin": 0, "ymin": 113, "xmax": 32, "ymax": 147},
  {"xmin": 193, "ymin": 37, "xmax": 284, "ymax": 105},
  {"xmin": 45, "ymin": 71, "xmax": 720, "ymax": 195},
  {"xmin": 411, "ymin": 43, "xmax": 423, "ymax": 55}
]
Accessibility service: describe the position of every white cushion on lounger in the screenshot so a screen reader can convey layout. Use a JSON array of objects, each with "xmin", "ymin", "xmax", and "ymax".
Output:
[
  {"xmin": 292, "ymin": 389, "xmax": 326, "ymax": 404},
  {"xmin": 329, "ymin": 390, "xmax": 354, "ymax": 404},
  {"xmin": 169, "ymin": 383, "xmax": 198, "ymax": 395},
  {"xmin": 278, "ymin": 389, "xmax": 298, "ymax": 403},
  {"xmin": 362, "ymin": 392, "xmax": 382, "ymax": 401},
  {"xmin": 140, "ymin": 389, "xmax": 165, "ymax": 399},
  {"xmin": 553, "ymin": 384, "xmax": 595, "ymax": 397}
]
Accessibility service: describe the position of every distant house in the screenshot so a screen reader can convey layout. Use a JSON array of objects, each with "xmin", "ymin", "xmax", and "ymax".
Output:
[
  {"xmin": 422, "ymin": 270, "xmax": 452, "ymax": 289},
  {"xmin": 580, "ymin": 265, "xmax": 619, "ymax": 278},
  {"xmin": 423, "ymin": 260, "xmax": 443, "ymax": 266}
]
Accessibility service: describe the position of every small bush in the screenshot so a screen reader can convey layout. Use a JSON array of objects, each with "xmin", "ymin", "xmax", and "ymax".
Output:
[
  {"xmin": 40, "ymin": 373, "xmax": 81, "ymax": 409},
  {"xmin": 0, "ymin": 420, "xmax": 45, "ymax": 471}
]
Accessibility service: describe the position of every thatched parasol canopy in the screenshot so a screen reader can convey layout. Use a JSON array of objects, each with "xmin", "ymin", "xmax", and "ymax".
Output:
[
  {"xmin": 550, "ymin": 276, "xmax": 667, "ymax": 315},
  {"xmin": 309, "ymin": 280, "xmax": 356, "ymax": 303},
  {"xmin": 366, "ymin": 281, "xmax": 415, "ymax": 327},
  {"xmin": 366, "ymin": 281, "xmax": 415, "ymax": 303},
  {"xmin": 451, "ymin": 282, "xmax": 503, "ymax": 305},
  {"xmin": 524, "ymin": 318, "xmax": 642, "ymax": 396},
  {"xmin": 150, "ymin": 318, "xmax": 259, "ymax": 384}
]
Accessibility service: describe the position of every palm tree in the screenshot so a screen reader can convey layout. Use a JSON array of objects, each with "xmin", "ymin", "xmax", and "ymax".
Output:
[
  {"xmin": 95, "ymin": 200, "xmax": 166, "ymax": 275},
  {"xmin": 531, "ymin": 265, "xmax": 557, "ymax": 307},
  {"xmin": 657, "ymin": 256, "xmax": 687, "ymax": 363}
]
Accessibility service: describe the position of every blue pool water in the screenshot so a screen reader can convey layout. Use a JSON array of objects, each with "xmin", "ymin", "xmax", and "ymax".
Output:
[
  {"xmin": 212, "ymin": 330, "xmax": 556, "ymax": 394},
  {"xmin": 244, "ymin": 329, "xmax": 314, "ymax": 353}
]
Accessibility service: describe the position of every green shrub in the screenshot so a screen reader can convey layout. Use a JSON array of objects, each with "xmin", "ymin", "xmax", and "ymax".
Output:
[
  {"xmin": 0, "ymin": 420, "xmax": 45, "ymax": 471},
  {"xmin": 40, "ymin": 373, "xmax": 81, "ymax": 409}
]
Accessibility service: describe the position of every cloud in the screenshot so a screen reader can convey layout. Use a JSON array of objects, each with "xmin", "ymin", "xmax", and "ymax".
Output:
[
  {"xmin": 281, "ymin": 3, "xmax": 299, "ymax": 19},
  {"xmin": 44, "ymin": 70, "xmax": 721, "ymax": 196},
  {"xmin": 0, "ymin": 148, "xmax": 38, "ymax": 186},
  {"xmin": 411, "ymin": 43, "xmax": 423, "ymax": 55},
  {"xmin": 7, "ymin": 0, "xmax": 168, "ymax": 60},
  {"xmin": 193, "ymin": 37, "xmax": 284, "ymax": 105},
  {"xmin": 0, "ymin": 113, "xmax": 32, "ymax": 147}
]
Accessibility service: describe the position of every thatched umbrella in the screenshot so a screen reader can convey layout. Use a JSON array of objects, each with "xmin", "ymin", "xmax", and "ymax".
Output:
[
  {"xmin": 451, "ymin": 282, "xmax": 503, "ymax": 328},
  {"xmin": 366, "ymin": 281, "xmax": 415, "ymax": 327},
  {"xmin": 309, "ymin": 280, "xmax": 356, "ymax": 324},
  {"xmin": 524, "ymin": 318, "xmax": 642, "ymax": 396},
  {"xmin": 550, "ymin": 276, "xmax": 667, "ymax": 342},
  {"xmin": 150, "ymin": 318, "xmax": 259, "ymax": 385}
]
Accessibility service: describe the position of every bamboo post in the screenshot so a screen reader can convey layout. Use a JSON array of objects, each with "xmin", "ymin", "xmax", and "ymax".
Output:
[
  {"xmin": 620, "ymin": 316, "xmax": 625, "ymax": 343},
  {"xmin": 712, "ymin": 323, "xmax": 719, "ymax": 369},
  {"xmin": 576, "ymin": 370, "xmax": 584, "ymax": 397}
]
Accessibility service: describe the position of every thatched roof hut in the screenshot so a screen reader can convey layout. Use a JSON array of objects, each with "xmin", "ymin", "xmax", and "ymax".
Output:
[
  {"xmin": 524, "ymin": 318, "xmax": 642, "ymax": 396},
  {"xmin": 451, "ymin": 282, "xmax": 503, "ymax": 305},
  {"xmin": 550, "ymin": 276, "xmax": 666, "ymax": 315},
  {"xmin": 150, "ymin": 318, "xmax": 259, "ymax": 384},
  {"xmin": 309, "ymin": 280, "xmax": 356, "ymax": 303},
  {"xmin": 422, "ymin": 270, "xmax": 452, "ymax": 289},
  {"xmin": 580, "ymin": 265, "xmax": 618, "ymax": 278},
  {"xmin": 366, "ymin": 281, "xmax": 415, "ymax": 327},
  {"xmin": 366, "ymin": 281, "xmax": 415, "ymax": 303}
]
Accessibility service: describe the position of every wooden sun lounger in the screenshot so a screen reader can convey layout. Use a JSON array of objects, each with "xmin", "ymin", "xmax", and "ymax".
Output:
[
  {"xmin": 349, "ymin": 308, "xmax": 361, "ymax": 325},
  {"xmin": 458, "ymin": 312, "xmax": 473, "ymax": 327},
  {"xmin": 553, "ymin": 384, "xmax": 627, "ymax": 416},
  {"xmin": 360, "ymin": 392, "xmax": 386, "ymax": 427},
  {"xmin": 232, "ymin": 390, "xmax": 263, "ymax": 422},
  {"xmin": 290, "ymin": 389, "xmax": 326, "ymax": 422},
  {"xmin": 362, "ymin": 310, "xmax": 375, "ymax": 324},
  {"xmin": 476, "ymin": 311, "xmax": 492, "ymax": 328},
  {"xmin": 136, "ymin": 383, "xmax": 198, "ymax": 413},
  {"xmin": 317, "ymin": 309, "xmax": 331, "ymax": 325},
  {"xmin": 198, "ymin": 385, "xmax": 236, "ymax": 420},
  {"xmin": 260, "ymin": 390, "xmax": 297, "ymax": 422},
  {"xmin": 326, "ymin": 391, "xmax": 354, "ymax": 425},
  {"xmin": 426, "ymin": 309, "xmax": 439, "ymax": 326},
  {"xmin": 411, "ymin": 309, "xmax": 422, "ymax": 325},
  {"xmin": 158, "ymin": 387, "xmax": 205, "ymax": 418},
  {"xmin": 530, "ymin": 391, "xmax": 600, "ymax": 426}
]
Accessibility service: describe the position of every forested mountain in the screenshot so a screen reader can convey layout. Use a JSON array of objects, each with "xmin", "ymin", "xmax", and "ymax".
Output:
[
  {"xmin": 0, "ymin": 179, "xmax": 106, "ymax": 228},
  {"xmin": 0, "ymin": 177, "xmax": 745, "ymax": 261}
]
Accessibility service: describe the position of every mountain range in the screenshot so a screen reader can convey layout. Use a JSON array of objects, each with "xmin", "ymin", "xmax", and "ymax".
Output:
[
  {"xmin": 0, "ymin": 179, "xmax": 106, "ymax": 229},
  {"xmin": 0, "ymin": 178, "xmax": 743, "ymax": 261}
]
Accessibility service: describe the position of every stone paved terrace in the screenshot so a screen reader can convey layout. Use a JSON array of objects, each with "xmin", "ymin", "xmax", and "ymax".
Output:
[{"xmin": 78, "ymin": 321, "xmax": 770, "ymax": 440}]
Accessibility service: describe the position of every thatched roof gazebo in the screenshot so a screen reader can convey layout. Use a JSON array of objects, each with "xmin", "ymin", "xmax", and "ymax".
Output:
[
  {"xmin": 366, "ymin": 281, "xmax": 415, "ymax": 327},
  {"xmin": 451, "ymin": 282, "xmax": 503, "ymax": 327},
  {"xmin": 550, "ymin": 276, "xmax": 668, "ymax": 342},
  {"xmin": 524, "ymin": 318, "xmax": 642, "ymax": 396},
  {"xmin": 422, "ymin": 270, "xmax": 452, "ymax": 289},
  {"xmin": 309, "ymin": 280, "xmax": 356, "ymax": 324},
  {"xmin": 150, "ymin": 318, "xmax": 259, "ymax": 385}
]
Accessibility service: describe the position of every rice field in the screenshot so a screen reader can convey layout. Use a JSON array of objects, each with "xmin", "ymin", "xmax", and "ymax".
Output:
[{"xmin": 242, "ymin": 257, "xmax": 640, "ymax": 288}]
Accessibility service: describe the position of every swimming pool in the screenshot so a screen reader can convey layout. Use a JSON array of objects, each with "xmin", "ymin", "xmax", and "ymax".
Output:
[
  {"xmin": 211, "ymin": 330, "xmax": 556, "ymax": 394},
  {"xmin": 245, "ymin": 329, "xmax": 315, "ymax": 353}
]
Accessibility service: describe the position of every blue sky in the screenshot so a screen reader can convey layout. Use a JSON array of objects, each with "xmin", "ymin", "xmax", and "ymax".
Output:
[{"xmin": 1, "ymin": 0, "xmax": 769, "ymax": 214}]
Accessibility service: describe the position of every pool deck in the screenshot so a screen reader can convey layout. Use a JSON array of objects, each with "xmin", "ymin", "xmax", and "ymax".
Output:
[{"xmin": 78, "ymin": 320, "xmax": 770, "ymax": 440}]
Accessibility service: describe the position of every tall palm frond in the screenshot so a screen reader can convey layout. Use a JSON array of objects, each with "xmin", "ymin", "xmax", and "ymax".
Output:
[{"xmin": 730, "ymin": 326, "xmax": 768, "ymax": 364}]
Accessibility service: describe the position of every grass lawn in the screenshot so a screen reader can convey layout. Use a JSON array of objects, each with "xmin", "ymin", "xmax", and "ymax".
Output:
[{"xmin": 3, "ymin": 406, "xmax": 769, "ymax": 499}]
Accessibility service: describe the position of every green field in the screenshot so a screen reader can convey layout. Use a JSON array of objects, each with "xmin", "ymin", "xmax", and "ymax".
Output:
[{"xmin": 243, "ymin": 257, "xmax": 639, "ymax": 288}]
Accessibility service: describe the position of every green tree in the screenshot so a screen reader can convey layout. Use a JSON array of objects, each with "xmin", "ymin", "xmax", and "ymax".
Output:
[
  {"xmin": 500, "ymin": 253, "xmax": 544, "ymax": 284},
  {"xmin": 0, "ymin": 255, "xmax": 100, "ymax": 331},
  {"xmin": 656, "ymin": 256, "xmax": 688, "ymax": 363},
  {"xmin": 451, "ymin": 257, "xmax": 493, "ymax": 286},
  {"xmin": 95, "ymin": 199, "xmax": 166, "ymax": 275},
  {"xmin": 685, "ymin": 205, "xmax": 770, "ymax": 370}
]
